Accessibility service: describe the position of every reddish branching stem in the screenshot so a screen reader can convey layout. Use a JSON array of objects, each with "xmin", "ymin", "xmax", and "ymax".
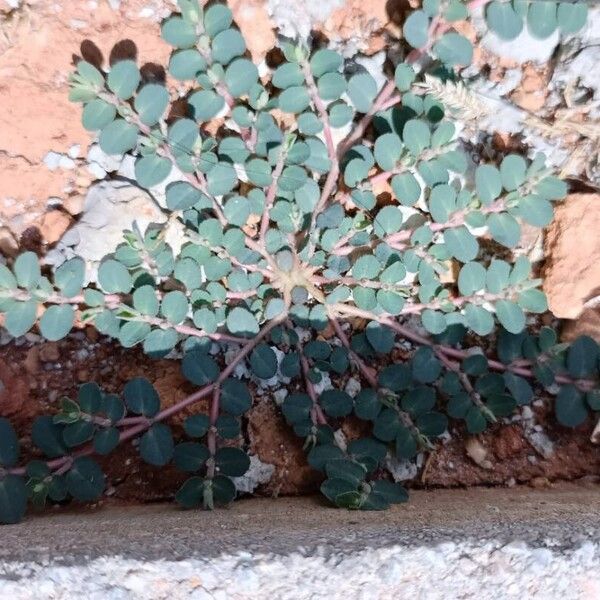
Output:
[{"xmin": 330, "ymin": 303, "xmax": 596, "ymax": 391}]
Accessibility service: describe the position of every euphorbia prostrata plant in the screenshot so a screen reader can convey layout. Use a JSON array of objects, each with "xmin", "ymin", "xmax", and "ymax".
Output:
[{"xmin": 0, "ymin": 0, "xmax": 597, "ymax": 523}]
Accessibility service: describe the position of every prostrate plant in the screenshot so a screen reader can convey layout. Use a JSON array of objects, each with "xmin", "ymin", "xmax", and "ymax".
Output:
[{"xmin": 0, "ymin": 0, "xmax": 597, "ymax": 523}]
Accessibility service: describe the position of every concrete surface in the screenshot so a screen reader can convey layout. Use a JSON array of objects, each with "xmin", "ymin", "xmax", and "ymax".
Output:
[{"xmin": 1, "ymin": 484, "xmax": 600, "ymax": 598}]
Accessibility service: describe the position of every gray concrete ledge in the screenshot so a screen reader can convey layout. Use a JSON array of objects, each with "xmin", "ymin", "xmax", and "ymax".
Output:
[{"xmin": 1, "ymin": 484, "xmax": 599, "ymax": 598}]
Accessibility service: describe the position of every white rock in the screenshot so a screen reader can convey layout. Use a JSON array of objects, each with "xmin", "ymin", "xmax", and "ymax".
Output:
[
  {"xmin": 551, "ymin": 46, "xmax": 600, "ymax": 104},
  {"xmin": 138, "ymin": 6, "xmax": 154, "ymax": 18},
  {"xmin": 58, "ymin": 155, "xmax": 76, "ymax": 170},
  {"xmin": 231, "ymin": 455, "xmax": 275, "ymax": 494},
  {"xmin": 273, "ymin": 388, "xmax": 288, "ymax": 405},
  {"xmin": 313, "ymin": 371, "xmax": 332, "ymax": 395},
  {"xmin": 267, "ymin": 0, "xmax": 343, "ymax": 40},
  {"xmin": 354, "ymin": 52, "xmax": 387, "ymax": 91},
  {"xmin": 43, "ymin": 151, "xmax": 62, "ymax": 171},
  {"xmin": 482, "ymin": 26, "xmax": 560, "ymax": 64},
  {"xmin": 384, "ymin": 454, "xmax": 418, "ymax": 482},
  {"xmin": 68, "ymin": 144, "xmax": 81, "ymax": 159},
  {"xmin": 87, "ymin": 143, "xmax": 121, "ymax": 174},
  {"xmin": 51, "ymin": 181, "xmax": 186, "ymax": 279},
  {"xmin": 344, "ymin": 377, "xmax": 361, "ymax": 398}
]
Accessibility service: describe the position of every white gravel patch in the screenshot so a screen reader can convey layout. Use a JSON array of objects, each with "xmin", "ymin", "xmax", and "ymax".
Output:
[{"xmin": 0, "ymin": 540, "xmax": 598, "ymax": 599}]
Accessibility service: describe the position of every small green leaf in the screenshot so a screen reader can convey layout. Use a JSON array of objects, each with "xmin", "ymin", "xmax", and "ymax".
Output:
[
  {"xmin": 39, "ymin": 305, "xmax": 75, "ymax": 341},
  {"xmin": 527, "ymin": 2, "xmax": 557, "ymax": 39},
  {"xmin": 0, "ymin": 418, "xmax": 19, "ymax": 467},
  {"xmin": 107, "ymin": 60, "xmax": 140, "ymax": 100},
  {"xmin": 144, "ymin": 328, "xmax": 178, "ymax": 359},
  {"xmin": 99, "ymin": 120, "xmax": 139, "ymax": 155},
  {"xmin": 123, "ymin": 377, "xmax": 160, "ymax": 417},
  {"xmin": 278, "ymin": 86, "xmax": 310, "ymax": 113},
  {"xmin": 374, "ymin": 133, "xmax": 402, "ymax": 171},
  {"xmin": 445, "ymin": 227, "xmax": 479, "ymax": 263},
  {"xmin": 173, "ymin": 442, "xmax": 210, "ymax": 472},
  {"xmin": 373, "ymin": 206, "xmax": 403, "ymax": 237},
  {"xmin": 139, "ymin": 423, "xmax": 174, "ymax": 466},
  {"xmin": 403, "ymin": 10, "xmax": 429, "ymax": 48},
  {"xmin": 567, "ymin": 336, "xmax": 598, "ymax": 379},
  {"xmin": 458, "ymin": 261, "xmax": 486, "ymax": 296},
  {"xmin": 433, "ymin": 32, "xmax": 473, "ymax": 66},
  {"xmin": 475, "ymin": 164, "xmax": 502, "ymax": 204},
  {"xmin": 184, "ymin": 414, "xmax": 210, "ymax": 438},
  {"xmin": 517, "ymin": 195, "xmax": 553, "ymax": 227},
  {"xmin": 0, "ymin": 475, "xmax": 27, "ymax": 524},
  {"xmin": 272, "ymin": 62, "xmax": 304, "ymax": 88},
  {"xmin": 555, "ymin": 385, "xmax": 587, "ymax": 428},
  {"xmin": 391, "ymin": 173, "xmax": 421, "ymax": 206},
  {"xmin": 422, "ymin": 309, "xmax": 447, "ymax": 335},
  {"xmin": 189, "ymin": 89, "xmax": 225, "ymax": 121},
  {"xmin": 379, "ymin": 364, "xmax": 411, "ymax": 391},
  {"xmin": 224, "ymin": 59, "xmax": 259, "ymax": 97},
  {"xmin": 495, "ymin": 300, "xmax": 526, "ymax": 334},
  {"xmin": 487, "ymin": 213, "xmax": 521, "ymax": 248},
  {"xmin": 394, "ymin": 63, "xmax": 416, "ymax": 92},
  {"xmin": 169, "ymin": 49, "xmax": 207, "ymax": 80},
  {"xmin": 14, "ymin": 252, "xmax": 41, "ymax": 289},
  {"xmin": 226, "ymin": 307, "xmax": 259, "ymax": 337},
  {"xmin": 204, "ymin": 3, "xmax": 233, "ymax": 37},
  {"xmin": 500, "ymin": 154, "xmax": 527, "ymax": 191},
  {"xmin": 352, "ymin": 255, "xmax": 381, "ymax": 280},
  {"xmin": 98, "ymin": 259, "xmax": 132, "ymax": 293},
  {"xmin": 93, "ymin": 428, "xmax": 120, "ymax": 455},
  {"xmin": 182, "ymin": 351, "xmax": 219, "ymax": 386},
  {"xmin": 365, "ymin": 322, "xmax": 394, "ymax": 353},
  {"xmin": 66, "ymin": 457, "xmax": 105, "ymax": 501},
  {"xmin": 319, "ymin": 389, "xmax": 353, "ymax": 418},
  {"xmin": 412, "ymin": 347, "xmax": 441, "ymax": 384},
  {"xmin": 557, "ymin": 2, "xmax": 587, "ymax": 35},
  {"xmin": 31, "ymin": 416, "xmax": 66, "ymax": 458},
  {"xmin": 82, "ymin": 99, "xmax": 117, "ymax": 131},
  {"xmin": 403, "ymin": 119, "xmax": 431, "ymax": 156},
  {"xmin": 215, "ymin": 447, "xmax": 250, "ymax": 477},
  {"xmin": 249, "ymin": 344, "xmax": 278, "ymax": 379},
  {"xmin": 517, "ymin": 289, "xmax": 548, "ymax": 313},
  {"xmin": 347, "ymin": 73, "xmax": 378, "ymax": 113},
  {"xmin": 5, "ymin": 301, "xmax": 37, "ymax": 338},
  {"xmin": 207, "ymin": 162, "xmax": 237, "ymax": 196},
  {"xmin": 161, "ymin": 290, "xmax": 189, "ymax": 324},
  {"xmin": 161, "ymin": 15, "xmax": 197, "ymax": 48},
  {"xmin": 503, "ymin": 373, "xmax": 533, "ymax": 406},
  {"xmin": 134, "ymin": 84, "xmax": 170, "ymax": 126},
  {"xmin": 175, "ymin": 476, "xmax": 204, "ymax": 508},
  {"xmin": 166, "ymin": 182, "xmax": 206, "ymax": 211},
  {"xmin": 354, "ymin": 389, "xmax": 381, "ymax": 421},
  {"xmin": 211, "ymin": 28, "xmax": 245, "ymax": 64},
  {"xmin": 486, "ymin": 1, "xmax": 523, "ymax": 40},
  {"xmin": 321, "ymin": 478, "xmax": 356, "ymax": 504},
  {"xmin": 135, "ymin": 154, "xmax": 172, "ymax": 188},
  {"xmin": 317, "ymin": 72, "xmax": 346, "ymax": 101},
  {"xmin": 310, "ymin": 49, "xmax": 343, "ymax": 77},
  {"xmin": 221, "ymin": 378, "xmax": 252, "ymax": 416},
  {"xmin": 54, "ymin": 258, "xmax": 85, "ymax": 298}
]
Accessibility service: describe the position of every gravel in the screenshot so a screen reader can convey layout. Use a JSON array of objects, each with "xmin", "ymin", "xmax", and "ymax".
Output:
[{"xmin": 1, "ymin": 539, "xmax": 598, "ymax": 599}]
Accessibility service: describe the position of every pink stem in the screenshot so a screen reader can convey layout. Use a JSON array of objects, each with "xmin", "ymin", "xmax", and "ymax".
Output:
[
  {"xmin": 330, "ymin": 303, "xmax": 597, "ymax": 391},
  {"xmin": 10, "ymin": 315, "xmax": 287, "ymax": 477},
  {"xmin": 328, "ymin": 314, "xmax": 378, "ymax": 388}
]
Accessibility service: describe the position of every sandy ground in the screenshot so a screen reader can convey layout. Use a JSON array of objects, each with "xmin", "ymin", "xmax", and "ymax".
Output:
[
  {"xmin": 2, "ymin": 483, "xmax": 599, "ymax": 561},
  {"xmin": 1, "ymin": 484, "xmax": 600, "ymax": 599}
]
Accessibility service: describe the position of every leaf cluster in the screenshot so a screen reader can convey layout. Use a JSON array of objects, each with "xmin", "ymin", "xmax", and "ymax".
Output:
[{"xmin": 0, "ymin": 1, "xmax": 596, "ymax": 523}]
